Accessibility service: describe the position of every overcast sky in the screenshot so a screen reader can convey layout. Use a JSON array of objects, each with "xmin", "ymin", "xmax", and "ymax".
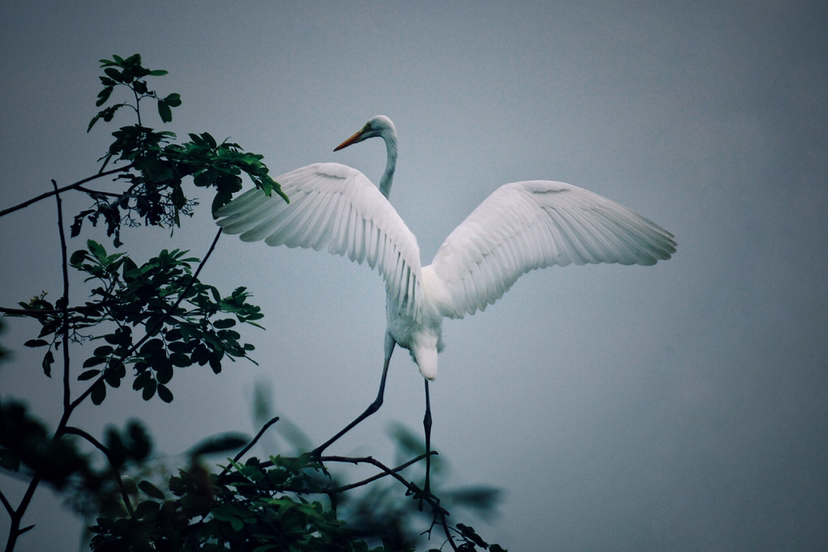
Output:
[{"xmin": 2, "ymin": 1, "xmax": 827, "ymax": 550}]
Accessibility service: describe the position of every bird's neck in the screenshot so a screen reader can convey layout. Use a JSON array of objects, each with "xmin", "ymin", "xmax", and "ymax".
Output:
[{"xmin": 379, "ymin": 132, "xmax": 397, "ymax": 199}]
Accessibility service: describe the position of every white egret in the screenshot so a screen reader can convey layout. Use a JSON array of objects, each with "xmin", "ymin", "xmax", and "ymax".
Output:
[{"xmin": 215, "ymin": 115, "xmax": 676, "ymax": 490}]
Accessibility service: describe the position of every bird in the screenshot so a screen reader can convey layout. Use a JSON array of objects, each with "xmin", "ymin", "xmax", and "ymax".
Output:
[{"xmin": 215, "ymin": 115, "xmax": 676, "ymax": 491}]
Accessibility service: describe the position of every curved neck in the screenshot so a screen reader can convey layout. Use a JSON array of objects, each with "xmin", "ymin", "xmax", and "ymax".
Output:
[{"xmin": 379, "ymin": 131, "xmax": 397, "ymax": 199}]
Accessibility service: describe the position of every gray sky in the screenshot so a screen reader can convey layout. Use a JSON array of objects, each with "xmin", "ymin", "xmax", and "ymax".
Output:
[{"xmin": 2, "ymin": 1, "xmax": 827, "ymax": 550}]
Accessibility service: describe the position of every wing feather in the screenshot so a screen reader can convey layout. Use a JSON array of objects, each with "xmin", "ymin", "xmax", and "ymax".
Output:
[
  {"xmin": 426, "ymin": 180, "xmax": 675, "ymax": 318},
  {"xmin": 216, "ymin": 163, "xmax": 423, "ymax": 319}
]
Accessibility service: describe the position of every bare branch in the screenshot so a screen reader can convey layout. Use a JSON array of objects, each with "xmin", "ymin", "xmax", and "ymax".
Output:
[
  {"xmin": 3, "ymin": 475, "xmax": 42, "ymax": 552},
  {"xmin": 53, "ymin": 180, "xmax": 72, "ymax": 415},
  {"xmin": 0, "ymin": 488, "xmax": 13, "ymax": 518},
  {"xmin": 325, "ymin": 452, "xmax": 434, "ymax": 493},
  {"xmin": 321, "ymin": 454, "xmax": 447, "ymax": 516},
  {"xmin": 75, "ymin": 186, "xmax": 123, "ymax": 198},
  {"xmin": 218, "ymin": 416, "xmax": 281, "ymax": 478},
  {"xmin": 0, "ymin": 165, "xmax": 132, "ymax": 219}
]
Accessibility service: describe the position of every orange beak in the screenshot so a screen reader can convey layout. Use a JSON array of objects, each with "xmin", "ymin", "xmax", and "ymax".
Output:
[{"xmin": 334, "ymin": 128, "xmax": 365, "ymax": 151}]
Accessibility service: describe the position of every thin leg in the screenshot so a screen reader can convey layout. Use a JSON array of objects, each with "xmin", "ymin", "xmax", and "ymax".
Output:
[
  {"xmin": 312, "ymin": 338, "xmax": 396, "ymax": 458},
  {"xmin": 423, "ymin": 379, "xmax": 432, "ymax": 494}
]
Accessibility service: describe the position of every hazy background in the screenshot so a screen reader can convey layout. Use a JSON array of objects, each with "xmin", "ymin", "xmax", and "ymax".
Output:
[{"xmin": 2, "ymin": 1, "xmax": 827, "ymax": 550}]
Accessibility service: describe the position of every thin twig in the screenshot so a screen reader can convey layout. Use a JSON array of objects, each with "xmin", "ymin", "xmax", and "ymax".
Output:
[
  {"xmin": 0, "ymin": 166, "xmax": 132, "ymax": 219},
  {"xmin": 0, "ymin": 306, "xmax": 88, "ymax": 316},
  {"xmin": 62, "ymin": 426, "xmax": 135, "ymax": 518},
  {"xmin": 325, "ymin": 451, "xmax": 435, "ymax": 493},
  {"xmin": 75, "ymin": 186, "xmax": 123, "ymax": 197},
  {"xmin": 218, "ymin": 416, "xmax": 280, "ymax": 477},
  {"xmin": 321, "ymin": 455, "xmax": 447, "ymax": 516},
  {"xmin": 227, "ymin": 452, "xmax": 434, "ymax": 499},
  {"xmin": 0, "ymin": 488, "xmax": 12, "ymax": 518},
  {"xmin": 439, "ymin": 509, "xmax": 460, "ymax": 552}
]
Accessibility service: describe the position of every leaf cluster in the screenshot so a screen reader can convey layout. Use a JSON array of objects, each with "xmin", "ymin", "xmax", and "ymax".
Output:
[
  {"xmin": 18, "ymin": 239, "xmax": 261, "ymax": 405},
  {"xmin": 77, "ymin": 54, "xmax": 286, "ymax": 246},
  {"xmin": 89, "ymin": 454, "xmax": 389, "ymax": 552}
]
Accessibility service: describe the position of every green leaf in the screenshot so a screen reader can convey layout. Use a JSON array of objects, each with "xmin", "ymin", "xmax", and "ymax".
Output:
[
  {"xmin": 78, "ymin": 370, "xmax": 101, "ymax": 381},
  {"xmin": 142, "ymin": 380, "xmax": 157, "ymax": 401},
  {"xmin": 24, "ymin": 339, "xmax": 48, "ymax": 348},
  {"xmin": 132, "ymin": 79, "xmax": 148, "ymax": 95},
  {"xmin": 91, "ymin": 381, "xmax": 107, "ymax": 405},
  {"xmin": 163, "ymin": 93, "xmax": 181, "ymax": 107},
  {"xmin": 134, "ymin": 499, "xmax": 159, "ymax": 519},
  {"xmin": 138, "ymin": 480, "xmax": 165, "ymax": 499},
  {"xmin": 157, "ymin": 384, "xmax": 173, "ymax": 403},
  {"xmin": 104, "ymin": 367, "xmax": 123, "ymax": 388},
  {"xmin": 133, "ymin": 370, "xmax": 151, "ymax": 390},
  {"xmin": 148, "ymin": 69, "xmax": 168, "ymax": 76},
  {"xmin": 94, "ymin": 345, "xmax": 114, "ymax": 357},
  {"xmin": 209, "ymin": 356, "xmax": 221, "ymax": 374},
  {"xmin": 122, "ymin": 257, "xmax": 139, "ymax": 280},
  {"xmin": 104, "ymin": 67, "xmax": 123, "ymax": 82},
  {"xmin": 95, "ymin": 86, "xmax": 113, "ymax": 107},
  {"xmin": 87, "ymin": 240, "xmax": 106, "ymax": 261},
  {"xmin": 105, "ymin": 328, "xmax": 131, "ymax": 346},
  {"xmin": 139, "ymin": 339, "xmax": 164, "ymax": 354},
  {"xmin": 83, "ymin": 356, "xmax": 107, "ymax": 368},
  {"xmin": 157, "ymin": 100, "xmax": 172, "ymax": 123},
  {"xmin": 69, "ymin": 250, "xmax": 88, "ymax": 265},
  {"xmin": 202, "ymin": 132, "xmax": 217, "ymax": 149},
  {"xmin": 156, "ymin": 363, "xmax": 173, "ymax": 384},
  {"xmin": 42, "ymin": 350, "xmax": 54, "ymax": 377},
  {"xmin": 87, "ymin": 104, "xmax": 124, "ymax": 132},
  {"xmin": 169, "ymin": 353, "xmax": 190, "ymax": 368},
  {"xmin": 213, "ymin": 318, "xmax": 236, "ymax": 329}
]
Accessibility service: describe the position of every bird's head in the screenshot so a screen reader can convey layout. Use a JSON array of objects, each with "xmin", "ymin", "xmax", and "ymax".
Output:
[{"xmin": 334, "ymin": 115, "xmax": 396, "ymax": 151}]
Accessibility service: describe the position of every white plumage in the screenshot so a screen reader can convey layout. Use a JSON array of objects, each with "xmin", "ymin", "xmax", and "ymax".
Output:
[
  {"xmin": 217, "ymin": 116, "xmax": 675, "ymax": 381},
  {"xmin": 216, "ymin": 115, "xmax": 675, "ymax": 468}
]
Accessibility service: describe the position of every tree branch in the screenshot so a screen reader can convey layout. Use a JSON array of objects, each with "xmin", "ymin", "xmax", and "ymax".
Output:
[
  {"xmin": 320, "ymin": 455, "xmax": 447, "ymax": 516},
  {"xmin": 324, "ymin": 452, "xmax": 435, "ymax": 494},
  {"xmin": 53, "ymin": 180, "xmax": 72, "ymax": 415},
  {"xmin": 0, "ymin": 165, "xmax": 133, "ymax": 219},
  {"xmin": 219, "ymin": 416, "xmax": 280, "ymax": 478},
  {"xmin": 62, "ymin": 426, "xmax": 135, "ymax": 518},
  {"xmin": 0, "ymin": 488, "xmax": 12, "ymax": 518},
  {"xmin": 75, "ymin": 186, "xmax": 123, "ymax": 198},
  {"xmin": 3, "ymin": 475, "xmax": 42, "ymax": 552}
]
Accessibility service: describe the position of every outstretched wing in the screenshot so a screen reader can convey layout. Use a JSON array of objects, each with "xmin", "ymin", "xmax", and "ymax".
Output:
[
  {"xmin": 425, "ymin": 180, "xmax": 676, "ymax": 318},
  {"xmin": 215, "ymin": 163, "xmax": 423, "ymax": 319}
]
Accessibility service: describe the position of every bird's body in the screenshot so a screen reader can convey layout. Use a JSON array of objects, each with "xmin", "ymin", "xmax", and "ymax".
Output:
[{"xmin": 216, "ymin": 115, "xmax": 676, "ymax": 473}]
